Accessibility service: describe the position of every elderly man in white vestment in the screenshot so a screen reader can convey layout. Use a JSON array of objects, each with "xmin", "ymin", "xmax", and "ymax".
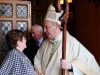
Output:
[{"xmin": 34, "ymin": 4, "xmax": 100, "ymax": 75}]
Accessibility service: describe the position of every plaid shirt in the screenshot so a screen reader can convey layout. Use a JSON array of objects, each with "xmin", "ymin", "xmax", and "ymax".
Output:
[{"xmin": 0, "ymin": 49, "xmax": 34, "ymax": 75}]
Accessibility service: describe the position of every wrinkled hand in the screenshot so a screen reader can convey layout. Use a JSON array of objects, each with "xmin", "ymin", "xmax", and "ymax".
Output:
[{"xmin": 60, "ymin": 59, "xmax": 72, "ymax": 70}]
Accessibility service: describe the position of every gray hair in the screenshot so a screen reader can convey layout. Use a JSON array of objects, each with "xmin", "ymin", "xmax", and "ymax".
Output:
[
  {"xmin": 32, "ymin": 24, "xmax": 43, "ymax": 33},
  {"xmin": 52, "ymin": 22, "xmax": 62, "ymax": 30}
]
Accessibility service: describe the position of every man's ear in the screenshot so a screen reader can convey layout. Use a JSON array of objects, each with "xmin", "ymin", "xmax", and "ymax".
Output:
[{"xmin": 56, "ymin": 24, "xmax": 60, "ymax": 29}]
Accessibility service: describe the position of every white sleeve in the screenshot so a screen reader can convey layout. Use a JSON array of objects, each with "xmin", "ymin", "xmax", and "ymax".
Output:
[{"xmin": 69, "ymin": 64, "xmax": 84, "ymax": 75}]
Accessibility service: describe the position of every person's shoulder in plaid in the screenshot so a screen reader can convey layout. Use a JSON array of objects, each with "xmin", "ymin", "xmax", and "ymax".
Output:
[{"xmin": 0, "ymin": 30, "xmax": 34, "ymax": 75}]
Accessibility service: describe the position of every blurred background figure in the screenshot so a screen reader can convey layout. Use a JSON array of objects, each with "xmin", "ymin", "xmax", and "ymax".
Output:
[{"xmin": 24, "ymin": 24, "xmax": 44, "ymax": 66}]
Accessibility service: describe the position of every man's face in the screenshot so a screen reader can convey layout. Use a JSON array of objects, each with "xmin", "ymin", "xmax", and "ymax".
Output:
[
  {"xmin": 43, "ymin": 21, "xmax": 57, "ymax": 39},
  {"xmin": 31, "ymin": 27, "xmax": 41, "ymax": 41}
]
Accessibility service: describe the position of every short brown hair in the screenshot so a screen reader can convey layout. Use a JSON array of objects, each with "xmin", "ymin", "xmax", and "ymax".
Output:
[{"xmin": 6, "ymin": 29, "xmax": 25, "ymax": 49}]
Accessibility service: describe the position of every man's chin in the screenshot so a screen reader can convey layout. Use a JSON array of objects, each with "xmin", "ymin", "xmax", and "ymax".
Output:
[
  {"xmin": 48, "ymin": 36, "xmax": 52, "ymax": 39},
  {"xmin": 47, "ymin": 35, "xmax": 50, "ymax": 38}
]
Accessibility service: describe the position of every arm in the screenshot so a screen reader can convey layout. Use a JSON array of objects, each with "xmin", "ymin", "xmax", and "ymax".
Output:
[
  {"xmin": 34, "ymin": 51, "xmax": 42, "ymax": 73},
  {"xmin": 60, "ymin": 59, "xmax": 85, "ymax": 75},
  {"xmin": 67, "ymin": 35, "xmax": 100, "ymax": 75},
  {"xmin": 71, "ymin": 64, "xmax": 84, "ymax": 75}
]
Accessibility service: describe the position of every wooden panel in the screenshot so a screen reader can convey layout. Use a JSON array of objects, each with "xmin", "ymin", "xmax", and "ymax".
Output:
[
  {"xmin": 75, "ymin": 0, "xmax": 84, "ymax": 42},
  {"xmin": 0, "ymin": 0, "xmax": 31, "ymax": 63},
  {"xmin": 81, "ymin": 0, "xmax": 90, "ymax": 49},
  {"xmin": 75, "ymin": 0, "xmax": 100, "ymax": 65},
  {"xmin": 96, "ymin": 5, "xmax": 100, "ymax": 64},
  {"xmin": 88, "ymin": 2, "xmax": 96, "ymax": 55}
]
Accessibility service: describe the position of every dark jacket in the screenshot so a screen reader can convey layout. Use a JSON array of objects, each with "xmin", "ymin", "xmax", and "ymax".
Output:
[{"xmin": 24, "ymin": 38, "xmax": 44, "ymax": 65}]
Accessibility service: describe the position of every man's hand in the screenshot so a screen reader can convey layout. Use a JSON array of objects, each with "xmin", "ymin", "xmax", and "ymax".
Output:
[{"xmin": 60, "ymin": 59, "xmax": 72, "ymax": 70}]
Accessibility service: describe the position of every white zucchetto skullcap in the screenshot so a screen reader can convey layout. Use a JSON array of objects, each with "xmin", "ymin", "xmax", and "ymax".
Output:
[{"xmin": 44, "ymin": 4, "xmax": 63, "ymax": 25}]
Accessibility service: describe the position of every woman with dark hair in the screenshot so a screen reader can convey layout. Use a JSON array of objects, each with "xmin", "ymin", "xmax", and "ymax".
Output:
[{"xmin": 0, "ymin": 30, "xmax": 34, "ymax": 75}]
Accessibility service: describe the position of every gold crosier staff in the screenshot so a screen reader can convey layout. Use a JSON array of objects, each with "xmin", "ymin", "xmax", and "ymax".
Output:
[{"xmin": 53, "ymin": 0, "xmax": 69, "ymax": 75}]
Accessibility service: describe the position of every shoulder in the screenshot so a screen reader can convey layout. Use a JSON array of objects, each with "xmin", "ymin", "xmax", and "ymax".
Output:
[
  {"xmin": 26, "ymin": 39, "xmax": 36, "ymax": 45},
  {"xmin": 67, "ymin": 32, "xmax": 80, "ymax": 44},
  {"xmin": 9, "ymin": 49, "xmax": 26, "ymax": 61},
  {"xmin": 8, "ymin": 49, "xmax": 19, "ymax": 58},
  {"xmin": 2, "ymin": 49, "xmax": 22, "ymax": 63},
  {"xmin": 42, "ymin": 38, "xmax": 50, "ymax": 44},
  {"xmin": 27, "ymin": 39, "xmax": 36, "ymax": 43},
  {"xmin": 39, "ymin": 38, "xmax": 50, "ymax": 50}
]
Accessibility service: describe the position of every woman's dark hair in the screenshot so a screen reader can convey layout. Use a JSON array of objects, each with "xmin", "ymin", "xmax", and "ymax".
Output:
[{"xmin": 6, "ymin": 29, "xmax": 25, "ymax": 49}]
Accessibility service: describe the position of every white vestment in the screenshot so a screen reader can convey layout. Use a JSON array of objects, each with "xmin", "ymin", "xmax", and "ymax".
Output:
[{"xmin": 34, "ymin": 31, "xmax": 100, "ymax": 75}]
